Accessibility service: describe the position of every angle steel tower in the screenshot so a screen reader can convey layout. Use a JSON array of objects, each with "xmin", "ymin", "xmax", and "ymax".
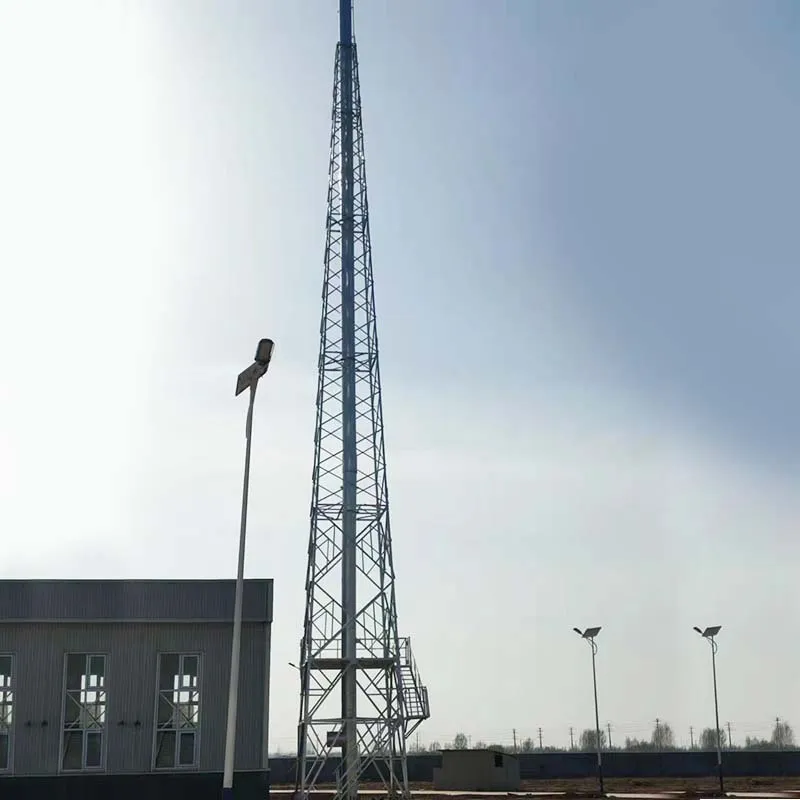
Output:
[{"xmin": 296, "ymin": 2, "xmax": 429, "ymax": 799}]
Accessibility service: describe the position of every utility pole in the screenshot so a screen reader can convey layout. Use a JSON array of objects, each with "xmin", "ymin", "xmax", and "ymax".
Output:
[
  {"xmin": 569, "ymin": 727, "xmax": 575, "ymax": 751},
  {"xmin": 607, "ymin": 723, "xmax": 612, "ymax": 750},
  {"xmin": 538, "ymin": 727, "xmax": 543, "ymax": 750},
  {"xmin": 655, "ymin": 718, "xmax": 661, "ymax": 752},
  {"xmin": 777, "ymin": 717, "xmax": 783, "ymax": 750},
  {"xmin": 689, "ymin": 726, "xmax": 694, "ymax": 749},
  {"xmin": 727, "ymin": 722, "xmax": 732, "ymax": 749},
  {"xmin": 512, "ymin": 729, "xmax": 517, "ymax": 753}
]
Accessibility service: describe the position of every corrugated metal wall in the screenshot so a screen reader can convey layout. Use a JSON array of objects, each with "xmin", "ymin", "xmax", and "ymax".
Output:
[{"xmin": 0, "ymin": 620, "xmax": 270, "ymax": 776}]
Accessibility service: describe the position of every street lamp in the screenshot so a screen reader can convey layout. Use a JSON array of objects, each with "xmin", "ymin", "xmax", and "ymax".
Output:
[
  {"xmin": 693, "ymin": 625, "xmax": 723, "ymax": 795},
  {"xmin": 222, "ymin": 339, "xmax": 276, "ymax": 800},
  {"xmin": 574, "ymin": 626, "xmax": 604, "ymax": 795}
]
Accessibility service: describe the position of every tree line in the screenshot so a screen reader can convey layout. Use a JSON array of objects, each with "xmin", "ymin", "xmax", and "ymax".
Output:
[{"xmin": 409, "ymin": 719, "xmax": 796, "ymax": 754}]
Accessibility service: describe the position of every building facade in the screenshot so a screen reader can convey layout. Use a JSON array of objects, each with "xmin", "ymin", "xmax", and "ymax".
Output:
[{"xmin": 0, "ymin": 579, "xmax": 271, "ymax": 796}]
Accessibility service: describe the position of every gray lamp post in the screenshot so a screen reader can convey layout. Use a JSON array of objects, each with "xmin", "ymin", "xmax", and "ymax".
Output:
[
  {"xmin": 694, "ymin": 625, "xmax": 723, "ymax": 795},
  {"xmin": 574, "ymin": 626, "xmax": 604, "ymax": 795},
  {"xmin": 222, "ymin": 338, "xmax": 276, "ymax": 800}
]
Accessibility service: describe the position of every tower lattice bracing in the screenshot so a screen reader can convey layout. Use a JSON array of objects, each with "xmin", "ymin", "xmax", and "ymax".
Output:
[{"xmin": 296, "ymin": 2, "xmax": 429, "ymax": 800}]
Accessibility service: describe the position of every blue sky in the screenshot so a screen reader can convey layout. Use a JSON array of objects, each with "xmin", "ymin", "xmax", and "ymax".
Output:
[{"xmin": 1, "ymin": 0, "xmax": 799, "ymax": 751}]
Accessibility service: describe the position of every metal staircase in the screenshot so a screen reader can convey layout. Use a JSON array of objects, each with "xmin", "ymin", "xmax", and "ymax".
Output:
[{"xmin": 399, "ymin": 637, "xmax": 429, "ymax": 736}]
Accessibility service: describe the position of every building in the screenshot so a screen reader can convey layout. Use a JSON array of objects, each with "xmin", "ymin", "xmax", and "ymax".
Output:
[
  {"xmin": 0, "ymin": 579, "xmax": 272, "ymax": 799},
  {"xmin": 433, "ymin": 748, "xmax": 521, "ymax": 791}
]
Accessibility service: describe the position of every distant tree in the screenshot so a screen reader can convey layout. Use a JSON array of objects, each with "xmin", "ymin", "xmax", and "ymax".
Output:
[
  {"xmin": 744, "ymin": 736, "xmax": 771, "ymax": 751},
  {"xmin": 700, "ymin": 727, "xmax": 727, "ymax": 750},
  {"xmin": 407, "ymin": 740, "xmax": 427, "ymax": 754},
  {"xmin": 772, "ymin": 720, "xmax": 795, "ymax": 749},
  {"xmin": 624, "ymin": 737, "xmax": 653, "ymax": 752},
  {"xmin": 428, "ymin": 741, "xmax": 441, "ymax": 752},
  {"xmin": 520, "ymin": 737, "xmax": 535, "ymax": 753},
  {"xmin": 473, "ymin": 740, "xmax": 487, "ymax": 750},
  {"xmin": 487, "ymin": 743, "xmax": 508, "ymax": 752},
  {"xmin": 452, "ymin": 732, "xmax": 469, "ymax": 750},
  {"xmin": 651, "ymin": 721, "xmax": 676, "ymax": 750},
  {"xmin": 579, "ymin": 728, "xmax": 607, "ymax": 752}
]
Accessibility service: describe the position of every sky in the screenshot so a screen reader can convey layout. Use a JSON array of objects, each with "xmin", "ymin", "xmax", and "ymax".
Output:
[{"xmin": 1, "ymin": 0, "xmax": 799, "ymax": 753}]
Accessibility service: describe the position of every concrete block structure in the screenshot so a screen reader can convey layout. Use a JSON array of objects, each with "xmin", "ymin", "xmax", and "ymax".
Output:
[
  {"xmin": 0, "ymin": 578, "xmax": 272, "ymax": 799},
  {"xmin": 433, "ymin": 748, "xmax": 521, "ymax": 791}
]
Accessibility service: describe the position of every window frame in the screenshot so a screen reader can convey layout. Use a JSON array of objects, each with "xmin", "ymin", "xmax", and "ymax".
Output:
[
  {"xmin": 0, "ymin": 653, "xmax": 14, "ymax": 773},
  {"xmin": 59, "ymin": 652, "xmax": 109, "ymax": 773},
  {"xmin": 152, "ymin": 652, "xmax": 202, "ymax": 771}
]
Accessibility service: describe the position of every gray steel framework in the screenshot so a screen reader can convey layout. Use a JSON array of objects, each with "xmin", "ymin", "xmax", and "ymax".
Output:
[{"xmin": 296, "ymin": 2, "xmax": 429, "ymax": 800}]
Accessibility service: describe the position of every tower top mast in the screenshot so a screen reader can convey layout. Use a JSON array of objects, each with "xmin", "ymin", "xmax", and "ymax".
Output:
[{"xmin": 339, "ymin": 0, "xmax": 352, "ymax": 45}]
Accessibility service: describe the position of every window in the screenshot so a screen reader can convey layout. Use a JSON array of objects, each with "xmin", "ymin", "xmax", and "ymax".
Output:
[
  {"xmin": 0, "ymin": 655, "xmax": 13, "ymax": 771},
  {"xmin": 154, "ymin": 654, "xmax": 201, "ymax": 769},
  {"xmin": 61, "ymin": 654, "xmax": 107, "ymax": 771},
  {"xmin": 494, "ymin": 752, "xmax": 503, "ymax": 768}
]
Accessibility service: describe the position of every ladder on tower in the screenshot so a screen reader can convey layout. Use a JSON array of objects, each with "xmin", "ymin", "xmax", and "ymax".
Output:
[{"xmin": 399, "ymin": 637, "xmax": 430, "ymax": 736}]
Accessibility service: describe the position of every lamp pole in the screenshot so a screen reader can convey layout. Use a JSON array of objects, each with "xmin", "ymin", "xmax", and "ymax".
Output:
[
  {"xmin": 574, "ymin": 627, "xmax": 604, "ymax": 795},
  {"xmin": 694, "ymin": 625, "xmax": 723, "ymax": 796},
  {"xmin": 222, "ymin": 339, "xmax": 276, "ymax": 800}
]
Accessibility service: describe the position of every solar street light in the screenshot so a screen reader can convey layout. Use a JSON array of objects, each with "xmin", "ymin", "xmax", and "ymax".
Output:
[
  {"xmin": 223, "ymin": 339, "xmax": 276, "ymax": 800},
  {"xmin": 574, "ymin": 626, "xmax": 604, "ymax": 795},
  {"xmin": 694, "ymin": 624, "xmax": 724, "ymax": 795}
]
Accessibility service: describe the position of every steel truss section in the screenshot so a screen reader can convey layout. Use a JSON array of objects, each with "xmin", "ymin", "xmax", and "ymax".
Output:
[{"xmin": 296, "ymin": 25, "xmax": 429, "ymax": 800}]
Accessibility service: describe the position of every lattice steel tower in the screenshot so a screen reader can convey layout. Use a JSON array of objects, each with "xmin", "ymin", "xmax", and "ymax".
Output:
[{"xmin": 296, "ymin": 2, "xmax": 429, "ymax": 799}]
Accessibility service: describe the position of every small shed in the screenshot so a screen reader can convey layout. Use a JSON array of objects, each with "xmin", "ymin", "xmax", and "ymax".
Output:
[{"xmin": 433, "ymin": 748, "xmax": 521, "ymax": 791}]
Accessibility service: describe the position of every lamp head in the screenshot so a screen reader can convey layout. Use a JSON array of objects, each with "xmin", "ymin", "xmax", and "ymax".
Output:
[
  {"xmin": 255, "ymin": 338, "xmax": 275, "ymax": 366},
  {"xmin": 236, "ymin": 338, "xmax": 276, "ymax": 395},
  {"xmin": 694, "ymin": 625, "xmax": 721, "ymax": 638}
]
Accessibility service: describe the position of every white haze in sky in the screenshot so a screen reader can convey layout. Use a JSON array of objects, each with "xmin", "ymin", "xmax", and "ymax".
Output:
[{"xmin": 1, "ymin": 0, "xmax": 799, "ymax": 752}]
